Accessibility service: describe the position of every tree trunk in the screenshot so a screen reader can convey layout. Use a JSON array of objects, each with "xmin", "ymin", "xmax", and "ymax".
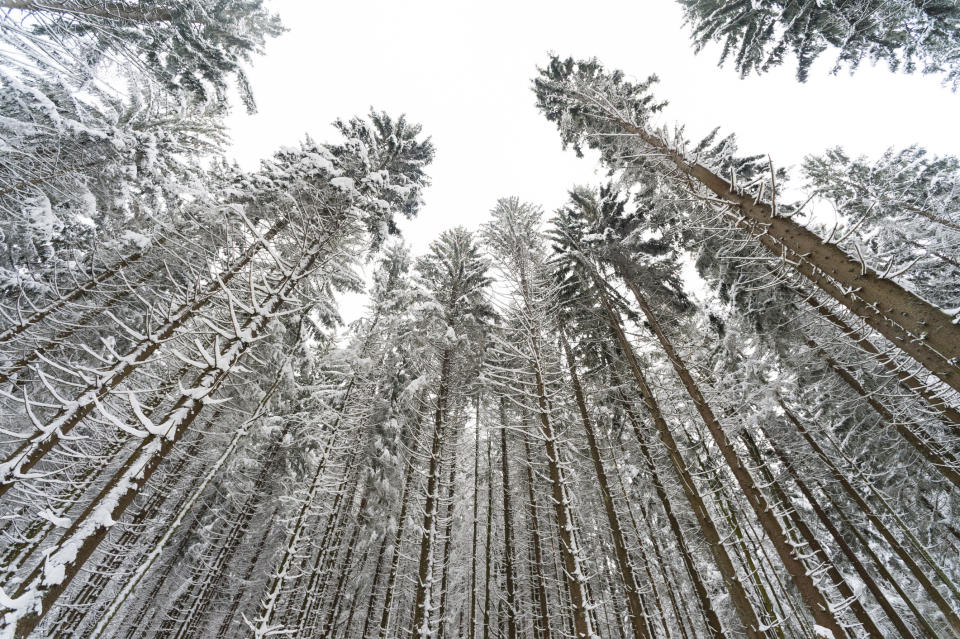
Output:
[
  {"xmin": 619, "ymin": 271, "xmax": 848, "ymax": 638},
  {"xmin": 0, "ymin": 220, "xmax": 287, "ymax": 496},
  {"xmin": 498, "ymin": 397, "xmax": 518, "ymax": 639},
  {"xmin": 470, "ymin": 395, "xmax": 482, "ymax": 639},
  {"xmin": 437, "ymin": 425, "xmax": 462, "ymax": 639},
  {"xmin": 596, "ymin": 109, "xmax": 960, "ymax": 392},
  {"xmin": 741, "ymin": 431, "xmax": 885, "ymax": 639},
  {"xmin": 411, "ymin": 346, "xmax": 454, "ymax": 639},
  {"xmin": 780, "ymin": 399, "xmax": 960, "ymax": 635},
  {"xmin": 808, "ymin": 339, "xmax": 960, "ymax": 489},
  {"xmin": 759, "ymin": 424, "xmax": 921, "ymax": 639},
  {"xmin": 521, "ymin": 419, "xmax": 552, "ymax": 639},
  {"xmin": 606, "ymin": 362, "xmax": 724, "ymax": 639},
  {"xmin": 560, "ymin": 331, "xmax": 649, "ymax": 639},
  {"xmin": 801, "ymin": 294, "xmax": 960, "ymax": 436},
  {"xmin": 598, "ymin": 290, "xmax": 761, "ymax": 639},
  {"xmin": 377, "ymin": 406, "xmax": 426, "ymax": 639}
]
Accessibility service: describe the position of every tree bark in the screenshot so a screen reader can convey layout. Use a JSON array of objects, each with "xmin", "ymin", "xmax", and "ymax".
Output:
[
  {"xmin": 760, "ymin": 424, "xmax": 921, "ymax": 639},
  {"xmin": 560, "ymin": 331, "xmax": 649, "ymax": 639},
  {"xmin": 780, "ymin": 399, "xmax": 960, "ymax": 635},
  {"xmin": 598, "ymin": 288, "xmax": 762, "ymax": 639},
  {"xmin": 619, "ymin": 271, "xmax": 848, "ymax": 638},
  {"xmin": 411, "ymin": 346, "xmax": 453, "ymax": 639},
  {"xmin": 594, "ymin": 108, "xmax": 960, "ymax": 392},
  {"xmin": 497, "ymin": 397, "xmax": 518, "ymax": 639}
]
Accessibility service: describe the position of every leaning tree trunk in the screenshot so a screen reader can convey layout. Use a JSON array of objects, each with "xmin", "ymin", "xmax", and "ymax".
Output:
[
  {"xmin": 759, "ymin": 424, "xmax": 921, "ymax": 639},
  {"xmin": 618, "ymin": 272, "xmax": 848, "ymax": 639},
  {"xmin": 800, "ymin": 293, "xmax": 960, "ymax": 436},
  {"xmin": 597, "ymin": 288, "xmax": 763, "ymax": 639},
  {"xmin": 0, "ymin": 267, "xmax": 298, "ymax": 639},
  {"xmin": 740, "ymin": 431, "xmax": 885, "ymax": 639},
  {"xmin": 560, "ymin": 331, "xmax": 649, "ymax": 639},
  {"xmin": 780, "ymin": 399, "xmax": 960, "ymax": 635},
  {"xmin": 806, "ymin": 338, "xmax": 960, "ymax": 489},
  {"xmin": 606, "ymin": 361, "xmax": 725, "ymax": 639},
  {"xmin": 0, "ymin": 220, "xmax": 286, "ymax": 497},
  {"xmin": 588, "ymin": 106, "xmax": 960, "ymax": 392}
]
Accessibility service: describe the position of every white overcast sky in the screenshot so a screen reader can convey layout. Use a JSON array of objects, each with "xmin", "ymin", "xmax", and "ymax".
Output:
[{"xmin": 226, "ymin": 0, "xmax": 959, "ymax": 321}]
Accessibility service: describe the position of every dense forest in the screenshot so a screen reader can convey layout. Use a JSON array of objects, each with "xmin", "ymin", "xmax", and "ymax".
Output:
[{"xmin": 0, "ymin": 2, "xmax": 958, "ymax": 639}]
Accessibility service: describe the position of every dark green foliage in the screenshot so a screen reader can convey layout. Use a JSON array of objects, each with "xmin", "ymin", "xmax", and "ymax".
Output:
[{"xmin": 678, "ymin": 0, "xmax": 960, "ymax": 87}]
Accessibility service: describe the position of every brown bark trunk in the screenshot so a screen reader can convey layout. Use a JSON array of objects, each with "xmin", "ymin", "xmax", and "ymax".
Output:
[
  {"xmin": 0, "ymin": 247, "xmax": 150, "ymax": 344},
  {"xmin": 521, "ymin": 420, "xmax": 552, "ymax": 639},
  {"xmin": 529, "ymin": 350, "xmax": 594, "ymax": 639},
  {"xmin": 802, "ymin": 295, "xmax": 960, "ymax": 436},
  {"xmin": 809, "ymin": 339, "xmax": 960, "ymax": 488},
  {"xmin": 411, "ymin": 346, "xmax": 453, "ymax": 638},
  {"xmin": 0, "ymin": 267, "xmax": 154, "ymax": 385},
  {"xmin": 437, "ymin": 427, "xmax": 462, "ymax": 639},
  {"xmin": 741, "ymin": 431, "xmax": 885, "ymax": 639},
  {"xmin": 6, "ymin": 359, "xmax": 236, "ymax": 638},
  {"xmin": 360, "ymin": 531, "xmax": 391, "ymax": 639},
  {"xmin": 560, "ymin": 331, "xmax": 649, "ymax": 639},
  {"xmin": 599, "ymin": 111, "xmax": 960, "ymax": 392},
  {"xmin": 598, "ymin": 289, "xmax": 762, "ymax": 639},
  {"xmin": 760, "ymin": 424, "xmax": 920, "ymax": 639},
  {"xmin": 619, "ymin": 272, "xmax": 848, "ymax": 638},
  {"xmin": 498, "ymin": 397, "xmax": 518, "ymax": 639},
  {"xmin": 780, "ymin": 399, "xmax": 960, "ymax": 635},
  {"xmin": 483, "ymin": 434, "xmax": 494, "ymax": 639},
  {"xmin": 319, "ymin": 490, "xmax": 370, "ymax": 637},
  {"xmin": 607, "ymin": 363, "xmax": 724, "ymax": 639}
]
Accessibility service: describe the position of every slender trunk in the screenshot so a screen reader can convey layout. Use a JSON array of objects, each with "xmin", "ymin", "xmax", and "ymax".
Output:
[
  {"xmin": 319, "ymin": 490, "xmax": 370, "ymax": 638},
  {"xmin": 411, "ymin": 346, "xmax": 454, "ymax": 639},
  {"xmin": 513, "ymin": 261, "xmax": 595, "ymax": 639},
  {"xmin": 498, "ymin": 397, "xmax": 518, "ymax": 639},
  {"xmin": 521, "ymin": 421, "xmax": 552, "ymax": 639},
  {"xmin": 780, "ymin": 399, "xmax": 960, "ymax": 635},
  {"xmin": 560, "ymin": 331, "xmax": 648, "ymax": 639},
  {"xmin": 801, "ymin": 295, "xmax": 960, "ymax": 435},
  {"xmin": 829, "ymin": 493, "xmax": 942, "ymax": 639},
  {"xmin": 214, "ymin": 503, "xmax": 281, "ymax": 639},
  {"xmin": 620, "ymin": 273, "xmax": 847, "ymax": 638},
  {"xmin": 598, "ymin": 290, "xmax": 761, "ymax": 638},
  {"xmin": 437, "ymin": 429, "xmax": 462, "ymax": 639},
  {"xmin": 377, "ymin": 406, "xmax": 426, "ymax": 639},
  {"xmin": 0, "ymin": 220, "xmax": 287, "ymax": 496},
  {"xmin": 295, "ymin": 453, "xmax": 364, "ymax": 635},
  {"xmin": 360, "ymin": 532, "xmax": 391, "ymax": 639},
  {"xmin": 528, "ymin": 353, "xmax": 595, "ymax": 639},
  {"xmin": 0, "ymin": 246, "xmax": 153, "ymax": 344},
  {"xmin": 0, "ymin": 267, "xmax": 154, "ymax": 385},
  {"xmin": 483, "ymin": 434, "xmax": 494, "ymax": 639},
  {"xmin": 808, "ymin": 339, "xmax": 960, "ymax": 488},
  {"xmin": 607, "ymin": 363, "xmax": 724, "ymax": 639},
  {"xmin": 741, "ymin": 431, "xmax": 885, "ymax": 639},
  {"xmin": 760, "ymin": 424, "xmax": 920, "ymax": 639},
  {"xmin": 593, "ymin": 108, "xmax": 960, "ymax": 391},
  {"xmin": 470, "ymin": 395, "xmax": 482, "ymax": 639}
]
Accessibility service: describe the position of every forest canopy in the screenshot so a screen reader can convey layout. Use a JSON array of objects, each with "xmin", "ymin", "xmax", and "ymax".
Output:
[{"xmin": 0, "ymin": 3, "xmax": 958, "ymax": 639}]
